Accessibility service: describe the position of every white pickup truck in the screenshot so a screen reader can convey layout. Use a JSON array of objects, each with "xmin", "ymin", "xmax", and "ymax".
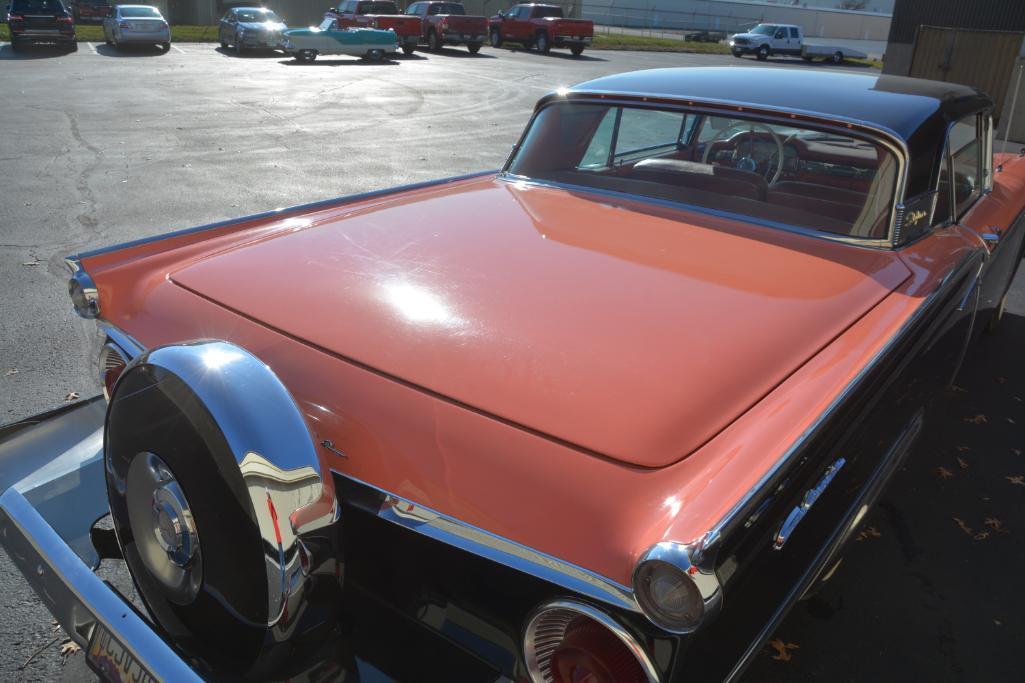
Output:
[{"xmin": 728, "ymin": 23, "xmax": 867, "ymax": 64}]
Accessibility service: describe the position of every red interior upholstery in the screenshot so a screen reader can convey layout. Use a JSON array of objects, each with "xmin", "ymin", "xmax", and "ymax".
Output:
[{"xmin": 630, "ymin": 159, "xmax": 768, "ymax": 201}]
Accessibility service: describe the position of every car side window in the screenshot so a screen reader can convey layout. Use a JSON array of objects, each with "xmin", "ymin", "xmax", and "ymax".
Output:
[
  {"xmin": 506, "ymin": 7, "xmax": 519, "ymax": 19},
  {"xmin": 789, "ymin": 27, "xmax": 799, "ymax": 38},
  {"xmin": 949, "ymin": 116, "xmax": 981, "ymax": 219},
  {"xmin": 428, "ymin": 4, "xmax": 439, "ymax": 15},
  {"xmin": 775, "ymin": 28, "xmax": 786, "ymax": 39}
]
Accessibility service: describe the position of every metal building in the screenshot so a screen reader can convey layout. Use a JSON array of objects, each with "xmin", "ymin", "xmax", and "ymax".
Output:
[{"xmin": 883, "ymin": 0, "xmax": 1025, "ymax": 144}]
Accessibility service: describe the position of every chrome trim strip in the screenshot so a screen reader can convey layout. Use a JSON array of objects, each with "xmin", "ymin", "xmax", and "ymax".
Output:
[
  {"xmin": 99, "ymin": 322, "xmax": 145, "ymax": 358},
  {"xmin": 332, "ymin": 470, "xmax": 640, "ymax": 614},
  {"xmin": 772, "ymin": 457, "xmax": 846, "ymax": 550},
  {"xmin": 523, "ymin": 599, "xmax": 660, "ymax": 683},
  {"xmin": 0, "ymin": 488, "xmax": 202, "ymax": 681},
  {"xmin": 65, "ymin": 257, "xmax": 100, "ymax": 319},
  {"xmin": 66, "ymin": 171, "xmax": 497, "ymax": 263},
  {"xmin": 707, "ymin": 247, "xmax": 987, "ymax": 546}
]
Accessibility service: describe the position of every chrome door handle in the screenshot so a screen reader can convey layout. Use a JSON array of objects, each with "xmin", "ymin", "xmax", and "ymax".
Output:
[{"xmin": 773, "ymin": 458, "xmax": 846, "ymax": 550}]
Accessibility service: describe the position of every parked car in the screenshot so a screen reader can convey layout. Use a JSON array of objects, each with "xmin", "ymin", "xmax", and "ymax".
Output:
[
  {"xmin": 6, "ymin": 0, "xmax": 76, "ymax": 51},
  {"xmin": 2, "ymin": 67, "xmax": 1023, "ymax": 683},
  {"xmin": 325, "ymin": 0, "xmax": 419, "ymax": 55},
  {"xmin": 69, "ymin": 0, "xmax": 109, "ymax": 23},
  {"xmin": 488, "ymin": 2, "xmax": 593, "ymax": 56},
  {"xmin": 281, "ymin": 17, "xmax": 396, "ymax": 62},
  {"xmin": 405, "ymin": 1, "xmax": 486, "ymax": 54},
  {"xmin": 684, "ymin": 29, "xmax": 725, "ymax": 43},
  {"xmin": 102, "ymin": 5, "xmax": 169, "ymax": 51},
  {"xmin": 217, "ymin": 6, "xmax": 288, "ymax": 54},
  {"xmin": 729, "ymin": 22, "xmax": 867, "ymax": 63}
]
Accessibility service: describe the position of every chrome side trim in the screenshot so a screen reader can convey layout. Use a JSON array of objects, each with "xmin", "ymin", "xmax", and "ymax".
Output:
[
  {"xmin": 66, "ymin": 171, "xmax": 497, "ymax": 263},
  {"xmin": 332, "ymin": 471, "xmax": 640, "ymax": 614},
  {"xmin": 100, "ymin": 322, "xmax": 146, "ymax": 359},
  {"xmin": 522, "ymin": 599, "xmax": 660, "ymax": 683},
  {"xmin": 707, "ymin": 247, "xmax": 986, "ymax": 546},
  {"xmin": 772, "ymin": 457, "xmax": 846, "ymax": 550},
  {"xmin": 0, "ymin": 488, "xmax": 202, "ymax": 681}
]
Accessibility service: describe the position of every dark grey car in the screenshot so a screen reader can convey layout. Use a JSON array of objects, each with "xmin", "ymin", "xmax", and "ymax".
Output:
[{"xmin": 218, "ymin": 6, "xmax": 288, "ymax": 55}]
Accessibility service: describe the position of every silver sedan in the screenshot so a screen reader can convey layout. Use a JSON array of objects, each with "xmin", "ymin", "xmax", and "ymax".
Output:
[{"xmin": 102, "ymin": 4, "xmax": 171, "ymax": 51}]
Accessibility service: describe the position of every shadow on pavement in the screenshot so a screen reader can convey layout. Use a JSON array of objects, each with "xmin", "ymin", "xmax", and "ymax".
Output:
[
  {"xmin": 95, "ymin": 44, "xmax": 169, "ymax": 57},
  {"xmin": 744, "ymin": 310, "xmax": 1025, "ymax": 681},
  {"xmin": 0, "ymin": 43, "xmax": 76, "ymax": 59}
]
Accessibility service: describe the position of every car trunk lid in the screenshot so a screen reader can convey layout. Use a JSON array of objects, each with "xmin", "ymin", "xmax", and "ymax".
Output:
[{"xmin": 169, "ymin": 177, "xmax": 911, "ymax": 468}]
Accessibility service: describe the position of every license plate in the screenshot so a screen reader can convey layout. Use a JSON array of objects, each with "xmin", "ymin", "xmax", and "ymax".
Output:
[{"xmin": 87, "ymin": 622, "xmax": 158, "ymax": 683}]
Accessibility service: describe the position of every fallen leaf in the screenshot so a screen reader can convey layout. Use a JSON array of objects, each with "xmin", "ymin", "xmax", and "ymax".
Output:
[
  {"xmin": 3, "ymin": 368, "xmax": 18, "ymax": 377},
  {"xmin": 964, "ymin": 414, "xmax": 988, "ymax": 424},
  {"xmin": 1008, "ymin": 418, "xmax": 1017, "ymax": 424},
  {"xmin": 59, "ymin": 639, "xmax": 80, "ymax": 659},
  {"xmin": 956, "ymin": 446, "xmax": 971, "ymax": 452},
  {"xmin": 973, "ymin": 531, "xmax": 990, "ymax": 541},
  {"xmin": 63, "ymin": 392, "xmax": 79, "ymax": 402},
  {"xmin": 984, "ymin": 518, "xmax": 1009, "ymax": 533},
  {"xmin": 856, "ymin": 526, "xmax": 882, "ymax": 541},
  {"xmin": 936, "ymin": 466, "xmax": 954, "ymax": 479},
  {"xmin": 768, "ymin": 638, "xmax": 799, "ymax": 662},
  {"xmin": 997, "ymin": 377, "xmax": 1008, "ymax": 384},
  {"xmin": 21, "ymin": 261, "xmax": 41, "ymax": 266},
  {"xmin": 954, "ymin": 517, "xmax": 974, "ymax": 535},
  {"xmin": 956, "ymin": 457, "xmax": 969, "ymax": 470},
  {"xmin": 1005, "ymin": 475, "xmax": 1025, "ymax": 487},
  {"xmin": 1012, "ymin": 449, "xmax": 1022, "ymax": 456},
  {"xmin": 949, "ymin": 385, "xmax": 967, "ymax": 393},
  {"xmin": 995, "ymin": 619, "xmax": 1003, "ymax": 626}
]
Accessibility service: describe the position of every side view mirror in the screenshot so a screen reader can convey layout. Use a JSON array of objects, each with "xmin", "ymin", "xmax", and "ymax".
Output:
[{"xmin": 497, "ymin": 10, "xmax": 505, "ymax": 17}]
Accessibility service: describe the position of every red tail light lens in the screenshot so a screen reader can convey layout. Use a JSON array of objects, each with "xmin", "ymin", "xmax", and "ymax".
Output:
[
  {"xmin": 8, "ymin": 13, "xmax": 25, "ymax": 20},
  {"xmin": 523, "ymin": 601, "xmax": 656, "ymax": 683},
  {"xmin": 550, "ymin": 617, "xmax": 646, "ymax": 683},
  {"xmin": 57, "ymin": 15, "xmax": 72, "ymax": 23},
  {"xmin": 441, "ymin": 19, "xmax": 448, "ymax": 29}
]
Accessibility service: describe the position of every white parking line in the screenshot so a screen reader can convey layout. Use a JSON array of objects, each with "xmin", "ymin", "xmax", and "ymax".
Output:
[
  {"xmin": 87, "ymin": 42, "xmax": 99, "ymax": 54},
  {"xmin": 171, "ymin": 44, "xmax": 186, "ymax": 54}
]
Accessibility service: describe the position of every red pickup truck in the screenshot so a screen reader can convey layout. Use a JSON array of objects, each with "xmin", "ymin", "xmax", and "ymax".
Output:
[
  {"xmin": 325, "ymin": 0, "xmax": 421, "ymax": 55},
  {"xmin": 405, "ymin": 1, "xmax": 487, "ymax": 54},
  {"xmin": 488, "ymin": 3, "xmax": 593, "ymax": 56}
]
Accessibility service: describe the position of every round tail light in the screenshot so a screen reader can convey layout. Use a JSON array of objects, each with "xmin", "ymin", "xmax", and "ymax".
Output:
[
  {"xmin": 524, "ymin": 601, "xmax": 658, "ymax": 683},
  {"xmin": 632, "ymin": 542, "xmax": 722, "ymax": 634},
  {"xmin": 98, "ymin": 342, "xmax": 129, "ymax": 400}
]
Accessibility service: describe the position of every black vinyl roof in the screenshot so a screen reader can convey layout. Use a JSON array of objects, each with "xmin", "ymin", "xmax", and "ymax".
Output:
[{"xmin": 565, "ymin": 67, "xmax": 991, "ymax": 143}]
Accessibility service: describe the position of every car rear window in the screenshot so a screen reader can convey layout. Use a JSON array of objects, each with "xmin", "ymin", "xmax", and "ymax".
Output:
[
  {"xmin": 429, "ymin": 2, "xmax": 465, "ymax": 15},
  {"xmin": 10, "ymin": 0, "xmax": 65, "ymax": 12},
  {"xmin": 506, "ymin": 102, "xmax": 898, "ymax": 240},
  {"xmin": 532, "ymin": 7, "xmax": 563, "ymax": 18},
  {"xmin": 236, "ymin": 9, "xmax": 280, "ymax": 22},
  {"xmin": 120, "ymin": 6, "xmax": 160, "ymax": 17}
]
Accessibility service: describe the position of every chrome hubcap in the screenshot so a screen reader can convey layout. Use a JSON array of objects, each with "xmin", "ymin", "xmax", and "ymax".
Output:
[{"xmin": 125, "ymin": 452, "xmax": 202, "ymax": 603}]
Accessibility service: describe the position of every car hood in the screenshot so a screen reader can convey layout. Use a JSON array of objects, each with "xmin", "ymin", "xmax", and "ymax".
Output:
[
  {"xmin": 733, "ymin": 32, "xmax": 761, "ymax": 40},
  {"xmin": 170, "ymin": 176, "xmax": 910, "ymax": 468}
]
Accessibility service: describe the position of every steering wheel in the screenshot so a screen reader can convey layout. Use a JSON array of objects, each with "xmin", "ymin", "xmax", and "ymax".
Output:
[{"xmin": 701, "ymin": 121, "xmax": 786, "ymax": 185}]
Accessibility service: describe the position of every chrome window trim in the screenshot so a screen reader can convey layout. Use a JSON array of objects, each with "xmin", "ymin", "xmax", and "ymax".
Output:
[
  {"xmin": 946, "ymin": 112, "xmax": 987, "ymax": 221},
  {"xmin": 705, "ymin": 246, "xmax": 988, "ymax": 549},
  {"xmin": 331, "ymin": 469, "xmax": 641, "ymax": 614},
  {"xmin": 503, "ymin": 93, "xmax": 908, "ymax": 247},
  {"xmin": 522, "ymin": 599, "xmax": 661, "ymax": 683}
]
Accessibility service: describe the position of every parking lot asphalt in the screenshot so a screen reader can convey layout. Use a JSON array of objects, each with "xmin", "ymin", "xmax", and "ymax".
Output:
[{"xmin": 0, "ymin": 42, "xmax": 1022, "ymax": 682}]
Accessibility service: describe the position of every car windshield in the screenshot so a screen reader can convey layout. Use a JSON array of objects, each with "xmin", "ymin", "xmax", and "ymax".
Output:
[
  {"xmin": 506, "ymin": 102, "xmax": 898, "ymax": 240},
  {"xmin": 533, "ymin": 6, "xmax": 563, "ymax": 18},
  {"xmin": 11, "ymin": 0, "xmax": 65, "ymax": 11},
  {"xmin": 430, "ymin": 3, "xmax": 465, "ymax": 15},
  {"xmin": 120, "ymin": 6, "xmax": 160, "ymax": 17},
  {"xmin": 318, "ymin": 17, "xmax": 335, "ymax": 30},
  {"xmin": 750, "ymin": 24, "xmax": 777, "ymax": 35},
  {"xmin": 358, "ymin": 1, "xmax": 397, "ymax": 13},
  {"xmin": 236, "ymin": 9, "xmax": 280, "ymax": 22}
]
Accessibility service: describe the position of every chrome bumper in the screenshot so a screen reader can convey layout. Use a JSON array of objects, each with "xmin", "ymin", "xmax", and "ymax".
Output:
[{"xmin": 0, "ymin": 398, "xmax": 201, "ymax": 682}]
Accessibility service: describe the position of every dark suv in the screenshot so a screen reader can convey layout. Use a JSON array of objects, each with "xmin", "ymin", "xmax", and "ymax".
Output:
[{"xmin": 6, "ymin": 0, "xmax": 77, "ymax": 51}]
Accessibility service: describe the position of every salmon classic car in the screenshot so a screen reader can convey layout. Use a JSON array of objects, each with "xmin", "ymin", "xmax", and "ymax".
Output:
[{"xmin": 1, "ymin": 67, "xmax": 1023, "ymax": 683}]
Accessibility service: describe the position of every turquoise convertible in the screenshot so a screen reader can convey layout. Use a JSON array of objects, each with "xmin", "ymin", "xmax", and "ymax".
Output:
[{"xmin": 282, "ymin": 19, "xmax": 399, "ymax": 62}]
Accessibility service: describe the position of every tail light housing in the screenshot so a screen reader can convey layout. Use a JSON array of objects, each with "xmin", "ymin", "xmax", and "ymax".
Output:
[
  {"xmin": 98, "ymin": 342, "xmax": 129, "ymax": 400},
  {"xmin": 523, "ymin": 601, "xmax": 658, "ymax": 683},
  {"xmin": 632, "ymin": 542, "xmax": 722, "ymax": 634},
  {"xmin": 441, "ymin": 18, "xmax": 449, "ymax": 29},
  {"xmin": 370, "ymin": 18, "xmax": 379, "ymax": 27},
  {"xmin": 8, "ymin": 13, "xmax": 25, "ymax": 21}
]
